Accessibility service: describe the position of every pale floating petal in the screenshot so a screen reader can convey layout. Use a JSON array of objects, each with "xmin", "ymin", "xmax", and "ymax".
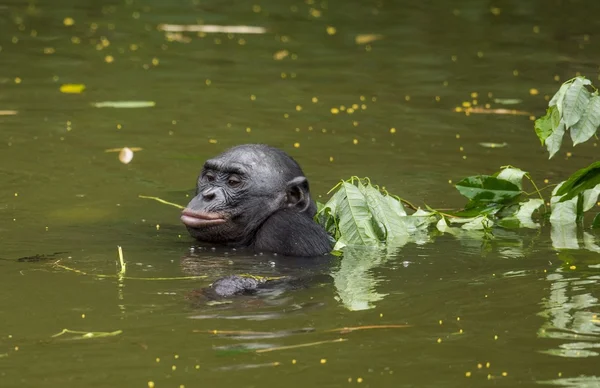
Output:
[
  {"xmin": 60, "ymin": 84, "xmax": 86, "ymax": 94},
  {"xmin": 93, "ymin": 101, "xmax": 156, "ymax": 108},
  {"xmin": 119, "ymin": 147, "xmax": 134, "ymax": 164},
  {"xmin": 0, "ymin": 110, "xmax": 18, "ymax": 115},
  {"xmin": 158, "ymin": 24, "xmax": 267, "ymax": 34},
  {"xmin": 273, "ymin": 50, "xmax": 289, "ymax": 60},
  {"xmin": 355, "ymin": 34, "xmax": 383, "ymax": 45}
]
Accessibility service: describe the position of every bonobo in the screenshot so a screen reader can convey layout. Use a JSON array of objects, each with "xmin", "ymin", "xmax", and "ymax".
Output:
[{"xmin": 181, "ymin": 144, "xmax": 332, "ymax": 258}]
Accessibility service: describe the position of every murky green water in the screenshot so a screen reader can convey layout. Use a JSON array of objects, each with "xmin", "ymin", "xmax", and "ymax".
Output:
[{"xmin": 2, "ymin": 0, "xmax": 600, "ymax": 386}]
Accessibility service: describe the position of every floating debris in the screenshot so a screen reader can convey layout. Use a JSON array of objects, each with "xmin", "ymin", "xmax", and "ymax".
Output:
[
  {"xmin": 355, "ymin": 34, "xmax": 383, "ymax": 45},
  {"xmin": 158, "ymin": 24, "xmax": 267, "ymax": 34},
  {"xmin": 0, "ymin": 110, "xmax": 18, "ymax": 115},
  {"xmin": 93, "ymin": 101, "xmax": 156, "ymax": 108},
  {"xmin": 60, "ymin": 84, "xmax": 86, "ymax": 94},
  {"xmin": 479, "ymin": 142, "xmax": 508, "ymax": 148},
  {"xmin": 493, "ymin": 98, "xmax": 522, "ymax": 105}
]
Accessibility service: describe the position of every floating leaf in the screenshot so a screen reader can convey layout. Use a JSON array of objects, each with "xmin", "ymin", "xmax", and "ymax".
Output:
[
  {"xmin": 455, "ymin": 175, "xmax": 521, "ymax": 204},
  {"xmin": 60, "ymin": 84, "xmax": 86, "ymax": 94},
  {"xmin": 562, "ymin": 77, "xmax": 591, "ymax": 127},
  {"xmin": 93, "ymin": 101, "xmax": 156, "ymax": 108},
  {"xmin": 570, "ymin": 95, "xmax": 600, "ymax": 146}
]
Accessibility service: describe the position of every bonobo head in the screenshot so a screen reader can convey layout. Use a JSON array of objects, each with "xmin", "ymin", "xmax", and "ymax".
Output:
[{"xmin": 181, "ymin": 144, "xmax": 318, "ymax": 246}]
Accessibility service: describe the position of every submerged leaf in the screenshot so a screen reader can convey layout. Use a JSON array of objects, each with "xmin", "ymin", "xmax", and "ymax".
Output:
[{"xmin": 570, "ymin": 95, "xmax": 600, "ymax": 146}]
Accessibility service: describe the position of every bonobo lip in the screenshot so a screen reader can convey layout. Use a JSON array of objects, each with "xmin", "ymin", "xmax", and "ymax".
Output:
[{"xmin": 181, "ymin": 209, "xmax": 227, "ymax": 228}]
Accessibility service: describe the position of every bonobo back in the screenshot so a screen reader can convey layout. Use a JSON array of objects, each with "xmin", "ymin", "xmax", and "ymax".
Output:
[{"xmin": 181, "ymin": 144, "xmax": 331, "ymax": 256}]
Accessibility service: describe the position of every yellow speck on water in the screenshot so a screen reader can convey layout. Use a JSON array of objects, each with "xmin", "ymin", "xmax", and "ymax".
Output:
[
  {"xmin": 529, "ymin": 115, "xmax": 536, "ymax": 121},
  {"xmin": 44, "ymin": 47, "xmax": 56, "ymax": 54},
  {"xmin": 529, "ymin": 88, "xmax": 539, "ymax": 95},
  {"xmin": 296, "ymin": 105, "xmax": 302, "ymax": 111},
  {"xmin": 494, "ymin": 335, "xmax": 499, "ymax": 340},
  {"xmin": 326, "ymin": 26, "xmax": 336, "ymax": 35},
  {"xmin": 462, "ymin": 101, "xmax": 471, "ymax": 108},
  {"xmin": 465, "ymin": 372, "xmax": 472, "ymax": 377},
  {"xmin": 437, "ymin": 338, "xmax": 442, "ymax": 343},
  {"xmin": 45, "ymin": 226, "xmax": 49, "ymax": 231},
  {"xmin": 477, "ymin": 363, "xmax": 483, "ymax": 369},
  {"xmin": 60, "ymin": 84, "xmax": 86, "ymax": 94},
  {"xmin": 156, "ymin": 358, "xmax": 160, "ymax": 363},
  {"xmin": 205, "ymin": 79, "xmax": 211, "ymax": 86},
  {"xmin": 566, "ymin": 152, "xmax": 572, "ymax": 157},
  {"xmin": 292, "ymin": 359, "xmax": 297, "ymax": 364},
  {"xmin": 209, "ymin": 139, "xmax": 218, "ymax": 144},
  {"xmin": 14, "ymin": 77, "xmax": 22, "ymax": 84},
  {"xmin": 451, "ymin": 55, "xmax": 458, "ymax": 62},
  {"xmin": 174, "ymin": 354, "xmax": 179, "ymax": 359},
  {"xmin": 172, "ymin": 365, "xmax": 176, "ymax": 371},
  {"xmin": 172, "ymin": 120, "xmax": 177, "ymax": 125},
  {"xmin": 117, "ymin": 124, "xmax": 122, "ymax": 129},
  {"xmin": 81, "ymin": 314, "xmax": 85, "ymax": 319},
  {"xmin": 357, "ymin": 377, "xmax": 363, "ymax": 383},
  {"xmin": 348, "ymin": 378, "xmax": 352, "ymax": 383},
  {"xmin": 353, "ymin": 139, "xmax": 358, "ymax": 145},
  {"xmin": 63, "ymin": 17, "xmax": 75, "ymax": 26},
  {"xmin": 477, "ymin": 51, "xmax": 484, "ymax": 58},
  {"xmin": 152, "ymin": 58, "xmax": 159, "ymax": 66},
  {"xmin": 502, "ymin": 372, "xmax": 508, "ymax": 377},
  {"xmin": 148, "ymin": 382, "xmax": 155, "ymax": 388},
  {"xmin": 195, "ymin": 365, "xmax": 200, "ymax": 369},
  {"xmin": 250, "ymin": 94, "xmax": 256, "ymax": 101},
  {"xmin": 14, "ymin": 193, "xmax": 18, "ymax": 197},
  {"xmin": 329, "ymin": 156, "xmax": 334, "ymax": 162},
  {"xmin": 252, "ymin": 4, "xmax": 261, "ymax": 12},
  {"xmin": 71, "ymin": 36, "xmax": 81, "ymax": 44},
  {"xmin": 312, "ymin": 97, "xmax": 318, "ymax": 103},
  {"xmin": 320, "ymin": 359, "xmax": 327, "ymax": 364},
  {"xmin": 448, "ymin": 180, "xmax": 452, "ymax": 184},
  {"xmin": 246, "ymin": 127, "xmax": 252, "ymax": 133},
  {"xmin": 486, "ymin": 362, "xmax": 491, "ymax": 368},
  {"xmin": 390, "ymin": 128, "xmax": 396, "ymax": 134},
  {"xmin": 353, "ymin": 121, "xmax": 359, "ymax": 127},
  {"xmin": 283, "ymin": 113, "xmax": 289, "ymax": 118},
  {"xmin": 379, "ymin": 313, "xmax": 383, "ymax": 318},
  {"xmin": 570, "ymin": 265, "xmax": 576, "ymax": 270},
  {"xmin": 331, "ymin": 108, "xmax": 339, "ymax": 114},
  {"xmin": 471, "ymin": 92, "xmax": 478, "ymax": 98},
  {"xmin": 405, "ymin": 95, "xmax": 410, "ymax": 101},
  {"xmin": 513, "ymin": 69, "xmax": 519, "ymax": 76},
  {"xmin": 459, "ymin": 146, "xmax": 464, "ymax": 151},
  {"xmin": 293, "ymin": 142, "xmax": 300, "ymax": 148},
  {"xmin": 462, "ymin": 155, "xmax": 467, "ymax": 160},
  {"xmin": 104, "ymin": 55, "xmax": 114, "ymax": 63},
  {"xmin": 435, "ymin": 96, "xmax": 441, "ymax": 102},
  {"xmin": 533, "ymin": 25, "xmax": 540, "ymax": 33},
  {"xmin": 457, "ymin": 316, "xmax": 460, "ymax": 321},
  {"xmin": 490, "ymin": 7, "xmax": 501, "ymax": 15},
  {"xmin": 554, "ymin": 75, "xmax": 560, "ymax": 81}
]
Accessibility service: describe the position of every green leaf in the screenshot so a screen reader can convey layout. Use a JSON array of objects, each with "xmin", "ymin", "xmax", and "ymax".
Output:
[
  {"xmin": 496, "ymin": 167, "xmax": 527, "ymax": 190},
  {"xmin": 592, "ymin": 213, "xmax": 600, "ymax": 229},
  {"xmin": 546, "ymin": 118, "xmax": 565, "ymax": 159},
  {"xmin": 556, "ymin": 161, "xmax": 600, "ymax": 202},
  {"xmin": 512, "ymin": 199, "xmax": 544, "ymax": 229},
  {"xmin": 334, "ymin": 182, "xmax": 380, "ymax": 247},
  {"xmin": 549, "ymin": 81, "xmax": 570, "ymax": 111},
  {"xmin": 461, "ymin": 216, "xmax": 493, "ymax": 230},
  {"xmin": 562, "ymin": 77, "xmax": 591, "ymax": 127},
  {"xmin": 359, "ymin": 184, "xmax": 409, "ymax": 241},
  {"xmin": 570, "ymin": 95, "xmax": 600, "ymax": 146},
  {"xmin": 550, "ymin": 195, "xmax": 578, "ymax": 225},
  {"xmin": 534, "ymin": 107, "xmax": 554, "ymax": 145},
  {"xmin": 455, "ymin": 175, "xmax": 521, "ymax": 204},
  {"xmin": 582, "ymin": 184, "xmax": 600, "ymax": 212}
]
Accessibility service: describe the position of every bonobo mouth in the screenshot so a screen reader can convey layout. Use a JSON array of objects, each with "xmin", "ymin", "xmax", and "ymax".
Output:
[{"xmin": 181, "ymin": 209, "xmax": 227, "ymax": 228}]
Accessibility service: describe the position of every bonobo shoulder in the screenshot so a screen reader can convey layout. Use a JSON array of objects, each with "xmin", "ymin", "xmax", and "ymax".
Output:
[{"xmin": 254, "ymin": 209, "xmax": 332, "ymax": 257}]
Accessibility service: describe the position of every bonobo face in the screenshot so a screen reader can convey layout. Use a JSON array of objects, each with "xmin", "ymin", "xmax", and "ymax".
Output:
[{"xmin": 181, "ymin": 144, "xmax": 314, "ymax": 245}]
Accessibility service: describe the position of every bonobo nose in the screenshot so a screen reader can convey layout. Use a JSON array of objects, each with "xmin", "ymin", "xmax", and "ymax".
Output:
[{"xmin": 202, "ymin": 187, "xmax": 218, "ymax": 201}]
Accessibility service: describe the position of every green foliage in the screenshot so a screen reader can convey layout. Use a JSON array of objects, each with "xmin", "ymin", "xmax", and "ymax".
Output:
[
  {"xmin": 317, "ymin": 79, "xmax": 600, "ymax": 251},
  {"xmin": 534, "ymin": 76, "xmax": 600, "ymax": 158}
]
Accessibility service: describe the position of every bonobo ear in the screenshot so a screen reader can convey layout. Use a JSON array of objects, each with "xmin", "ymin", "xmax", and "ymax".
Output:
[{"xmin": 285, "ymin": 176, "xmax": 311, "ymax": 212}]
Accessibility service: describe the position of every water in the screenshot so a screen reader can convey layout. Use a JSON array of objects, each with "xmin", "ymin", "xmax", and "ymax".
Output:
[{"xmin": 1, "ymin": 0, "xmax": 600, "ymax": 386}]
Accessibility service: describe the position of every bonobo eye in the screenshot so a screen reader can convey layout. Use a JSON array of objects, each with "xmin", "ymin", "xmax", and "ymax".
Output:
[
  {"xmin": 227, "ymin": 175, "xmax": 242, "ymax": 188},
  {"xmin": 204, "ymin": 172, "xmax": 216, "ymax": 183}
]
